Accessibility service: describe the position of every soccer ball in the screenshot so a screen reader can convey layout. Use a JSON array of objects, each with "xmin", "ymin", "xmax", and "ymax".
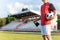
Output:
[{"xmin": 46, "ymin": 12, "xmax": 54, "ymax": 20}]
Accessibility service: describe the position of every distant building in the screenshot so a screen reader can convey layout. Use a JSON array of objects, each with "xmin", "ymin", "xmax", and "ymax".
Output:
[
  {"xmin": 1, "ymin": 8, "xmax": 57, "ymax": 31},
  {"xmin": 10, "ymin": 8, "xmax": 40, "ymax": 19},
  {"xmin": 10, "ymin": 9, "xmax": 41, "ymax": 24}
]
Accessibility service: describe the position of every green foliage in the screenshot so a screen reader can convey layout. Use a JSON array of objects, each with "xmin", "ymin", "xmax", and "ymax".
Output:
[
  {"xmin": 57, "ymin": 14, "xmax": 60, "ymax": 29},
  {"xmin": 0, "ymin": 16, "xmax": 18, "ymax": 27},
  {"xmin": 58, "ymin": 19, "xmax": 60, "ymax": 29},
  {"xmin": 0, "ymin": 18, "xmax": 6, "ymax": 28},
  {"xmin": 6, "ymin": 16, "xmax": 17, "ymax": 24},
  {"xmin": 57, "ymin": 14, "xmax": 60, "ymax": 19},
  {"xmin": 0, "ymin": 20, "xmax": 2, "ymax": 27}
]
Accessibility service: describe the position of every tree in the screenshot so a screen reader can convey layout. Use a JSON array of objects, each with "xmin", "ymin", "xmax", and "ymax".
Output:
[
  {"xmin": 0, "ymin": 18, "xmax": 6, "ymax": 28},
  {"xmin": 6, "ymin": 16, "xmax": 18, "ymax": 24},
  {"xmin": 57, "ymin": 14, "xmax": 60, "ymax": 29}
]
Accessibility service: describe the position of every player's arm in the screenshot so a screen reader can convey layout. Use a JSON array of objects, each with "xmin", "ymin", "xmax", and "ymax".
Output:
[
  {"xmin": 34, "ymin": 17, "xmax": 40, "ymax": 23},
  {"xmin": 53, "ymin": 10, "xmax": 56, "ymax": 18},
  {"xmin": 49, "ymin": 3, "xmax": 56, "ymax": 19}
]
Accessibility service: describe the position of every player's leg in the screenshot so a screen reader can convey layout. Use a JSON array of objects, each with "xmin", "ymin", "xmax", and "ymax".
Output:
[
  {"xmin": 40, "ymin": 25, "xmax": 48, "ymax": 40},
  {"xmin": 42, "ymin": 35, "xmax": 47, "ymax": 40},
  {"xmin": 45, "ymin": 25, "xmax": 52, "ymax": 40},
  {"xmin": 46, "ymin": 35, "xmax": 52, "ymax": 40}
]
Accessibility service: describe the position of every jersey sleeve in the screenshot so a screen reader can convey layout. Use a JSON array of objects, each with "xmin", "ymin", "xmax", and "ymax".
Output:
[{"xmin": 49, "ymin": 3, "xmax": 56, "ymax": 11}]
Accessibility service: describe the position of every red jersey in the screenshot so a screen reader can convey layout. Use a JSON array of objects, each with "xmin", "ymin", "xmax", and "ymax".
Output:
[{"xmin": 41, "ymin": 2, "xmax": 51, "ymax": 26}]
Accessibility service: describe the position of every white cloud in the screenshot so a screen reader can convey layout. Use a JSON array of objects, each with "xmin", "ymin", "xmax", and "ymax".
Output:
[
  {"xmin": 7, "ymin": 4, "xmax": 17, "ymax": 14},
  {"xmin": 7, "ymin": 2, "xmax": 34, "ymax": 15},
  {"xmin": 15, "ymin": 2, "xmax": 24, "ymax": 9}
]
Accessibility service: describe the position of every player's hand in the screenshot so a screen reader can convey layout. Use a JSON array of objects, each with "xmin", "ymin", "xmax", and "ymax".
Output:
[
  {"xmin": 50, "ymin": 16, "xmax": 55, "ymax": 19},
  {"xmin": 33, "ymin": 19, "xmax": 37, "ymax": 23}
]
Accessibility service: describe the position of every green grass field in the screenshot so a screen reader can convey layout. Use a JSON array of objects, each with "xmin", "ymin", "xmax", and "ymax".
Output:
[{"xmin": 0, "ymin": 31, "xmax": 60, "ymax": 40}]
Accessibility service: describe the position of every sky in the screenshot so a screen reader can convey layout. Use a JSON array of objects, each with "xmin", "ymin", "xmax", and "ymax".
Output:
[{"xmin": 0, "ymin": 0, "xmax": 60, "ymax": 18}]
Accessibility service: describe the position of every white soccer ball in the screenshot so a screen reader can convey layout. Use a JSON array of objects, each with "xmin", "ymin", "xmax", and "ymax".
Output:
[{"xmin": 46, "ymin": 12, "xmax": 54, "ymax": 20}]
